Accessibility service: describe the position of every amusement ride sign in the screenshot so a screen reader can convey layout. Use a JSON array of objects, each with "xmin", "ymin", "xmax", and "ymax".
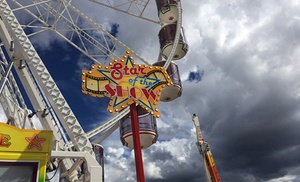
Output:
[
  {"xmin": 0, "ymin": 122, "xmax": 53, "ymax": 182},
  {"xmin": 82, "ymin": 50, "xmax": 172, "ymax": 117}
]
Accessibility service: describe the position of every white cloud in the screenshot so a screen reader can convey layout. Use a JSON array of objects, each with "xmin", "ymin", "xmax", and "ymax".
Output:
[
  {"xmin": 267, "ymin": 175, "xmax": 298, "ymax": 182},
  {"xmin": 144, "ymin": 162, "xmax": 163, "ymax": 179}
]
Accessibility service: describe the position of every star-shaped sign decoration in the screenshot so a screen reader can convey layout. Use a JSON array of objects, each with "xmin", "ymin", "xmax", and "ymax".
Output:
[
  {"xmin": 25, "ymin": 133, "xmax": 46, "ymax": 151},
  {"xmin": 82, "ymin": 50, "xmax": 173, "ymax": 117}
]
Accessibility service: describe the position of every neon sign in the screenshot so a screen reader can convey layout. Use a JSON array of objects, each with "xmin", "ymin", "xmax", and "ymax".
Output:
[{"xmin": 82, "ymin": 50, "xmax": 173, "ymax": 117}]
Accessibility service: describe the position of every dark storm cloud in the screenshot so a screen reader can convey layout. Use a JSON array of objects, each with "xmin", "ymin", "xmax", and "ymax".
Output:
[
  {"xmin": 160, "ymin": 1, "xmax": 300, "ymax": 181},
  {"xmin": 143, "ymin": 139, "xmax": 207, "ymax": 182},
  {"xmin": 213, "ymin": 89, "xmax": 300, "ymax": 180},
  {"xmin": 193, "ymin": 3, "xmax": 300, "ymax": 180}
]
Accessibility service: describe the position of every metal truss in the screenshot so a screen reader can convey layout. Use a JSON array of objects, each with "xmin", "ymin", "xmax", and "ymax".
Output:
[
  {"xmin": 88, "ymin": 0, "xmax": 160, "ymax": 24},
  {"xmin": 10, "ymin": 0, "xmax": 150, "ymax": 64}
]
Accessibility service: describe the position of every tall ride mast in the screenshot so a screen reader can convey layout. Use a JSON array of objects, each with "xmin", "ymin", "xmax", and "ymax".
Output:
[{"xmin": 192, "ymin": 114, "xmax": 221, "ymax": 182}]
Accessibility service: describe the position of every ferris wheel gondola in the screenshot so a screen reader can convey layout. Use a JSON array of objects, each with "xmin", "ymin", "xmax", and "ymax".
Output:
[{"xmin": 156, "ymin": 0, "xmax": 179, "ymax": 24}]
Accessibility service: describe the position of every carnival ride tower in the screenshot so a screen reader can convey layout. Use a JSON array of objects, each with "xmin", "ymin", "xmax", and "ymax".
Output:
[
  {"xmin": 192, "ymin": 114, "xmax": 221, "ymax": 182},
  {"xmin": 0, "ymin": 0, "xmax": 188, "ymax": 181}
]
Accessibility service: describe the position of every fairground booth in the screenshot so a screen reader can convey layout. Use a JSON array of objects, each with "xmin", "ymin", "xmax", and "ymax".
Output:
[{"xmin": 0, "ymin": 122, "xmax": 52, "ymax": 182}]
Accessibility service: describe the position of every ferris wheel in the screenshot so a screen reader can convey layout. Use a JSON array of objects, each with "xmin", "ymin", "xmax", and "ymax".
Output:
[{"xmin": 0, "ymin": 0, "xmax": 188, "ymax": 181}]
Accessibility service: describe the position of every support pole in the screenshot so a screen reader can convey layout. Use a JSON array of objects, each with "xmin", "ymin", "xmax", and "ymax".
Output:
[{"xmin": 130, "ymin": 104, "xmax": 145, "ymax": 182}]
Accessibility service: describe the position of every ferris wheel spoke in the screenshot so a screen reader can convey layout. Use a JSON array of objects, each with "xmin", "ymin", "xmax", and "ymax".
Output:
[
  {"xmin": 12, "ymin": 0, "xmax": 150, "ymax": 64},
  {"xmin": 89, "ymin": 0, "xmax": 160, "ymax": 25}
]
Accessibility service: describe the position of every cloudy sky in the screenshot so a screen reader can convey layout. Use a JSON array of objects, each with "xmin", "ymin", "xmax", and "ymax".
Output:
[{"xmin": 4, "ymin": 0, "xmax": 300, "ymax": 182}]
